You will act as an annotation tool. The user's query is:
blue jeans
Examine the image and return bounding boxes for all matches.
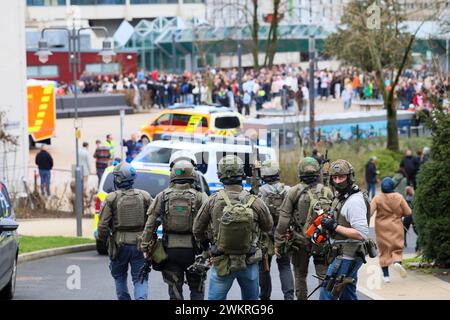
[109,244,148,300]
[367,183,377,199]
[39,169,51,196]
[319,257,364,300]
[208,263,259,300]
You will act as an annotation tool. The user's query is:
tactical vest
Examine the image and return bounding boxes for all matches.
[330,187,371,258]
[262,183,287,227]
[113,189,147,245]
[162,187,197,249]
[292,183,329,231]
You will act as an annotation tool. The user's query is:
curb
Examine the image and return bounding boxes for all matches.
[18,243,96,265]
[357,286,385,301]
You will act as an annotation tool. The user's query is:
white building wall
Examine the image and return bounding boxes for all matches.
[0,0,29,194]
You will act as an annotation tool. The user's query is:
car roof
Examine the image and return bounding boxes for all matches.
[143,139,275,154]
[161,106,238,116]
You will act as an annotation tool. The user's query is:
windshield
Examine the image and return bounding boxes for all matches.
[214,116,241,129]
[102,171,170,197]
[134,146,179,164]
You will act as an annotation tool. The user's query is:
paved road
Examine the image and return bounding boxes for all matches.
[15,250,370,300]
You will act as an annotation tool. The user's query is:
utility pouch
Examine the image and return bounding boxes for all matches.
[364,239,378,258]
[229,254,247,272]
[107,235,119,261]
[166,234,194,249]
[213,254,230,277]
[246,247,263,265]
[151,238,168,264]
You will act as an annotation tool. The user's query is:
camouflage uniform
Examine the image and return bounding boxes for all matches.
[193,155,273,300]
[98,162,152,300]
[274,157,334,300]
[140,160,208,300]
[258,160,295,300]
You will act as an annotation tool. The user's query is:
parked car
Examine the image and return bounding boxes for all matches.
[132,135,277,193]
[139,105,244,143]
[93,164,210,255]
[0,182,19,300]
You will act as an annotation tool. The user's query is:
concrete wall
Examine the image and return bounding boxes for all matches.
[0,0,29,193]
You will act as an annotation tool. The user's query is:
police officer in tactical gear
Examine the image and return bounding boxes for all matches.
[140,159,208,300]
[274,157,334,300]
[169,150,203,192]
[258,160,295,300]
[193,155,273,300]
[319,159,370,300]
[98,162,152,300]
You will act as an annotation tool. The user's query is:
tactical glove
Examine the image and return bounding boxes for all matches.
[320,216,338,233]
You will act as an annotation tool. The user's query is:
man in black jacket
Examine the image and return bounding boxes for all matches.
[365,156,378,199]
[35,145,54,196]
[400,149,420,188]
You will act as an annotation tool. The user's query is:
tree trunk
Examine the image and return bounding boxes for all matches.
[251,0,259,70]
[386,95,399,151]
[264,0,281,68]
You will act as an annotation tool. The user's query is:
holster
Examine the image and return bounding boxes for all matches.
[106,235,119,261]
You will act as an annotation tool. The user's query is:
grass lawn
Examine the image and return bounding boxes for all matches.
[403,255,450,277]
[19,236,95,254]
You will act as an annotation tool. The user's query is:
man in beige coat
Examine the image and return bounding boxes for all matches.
[370,177,412,283]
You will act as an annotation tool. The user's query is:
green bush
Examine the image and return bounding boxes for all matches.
[414,104,450,267]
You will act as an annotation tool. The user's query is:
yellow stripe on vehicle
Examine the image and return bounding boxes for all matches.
[39,104,48,110]
[28,126,41,133]
[43,85,53,95]
[37,111,45,118]
[41,96,50,103]
[35,119,43,126]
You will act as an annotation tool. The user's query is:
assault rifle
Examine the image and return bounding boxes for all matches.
[187,250,211,292]
[249,134,261,195]
[321,149,331,186]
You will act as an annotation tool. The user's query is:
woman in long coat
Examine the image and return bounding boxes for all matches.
[370,177,412,283]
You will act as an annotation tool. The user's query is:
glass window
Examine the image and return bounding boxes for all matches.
[195,151,208,173]
[214,116,241,129]
[130,0,178,4]
[27,0,66,6]
[0,184,12,218]
[134,146,179,164]
[154,113,171,125]
[85,63,120,74]
[183,0,205,3]
[27,65,59,78]
[71,0,125,5]
[172,114,191,126]
[102,171,170,197]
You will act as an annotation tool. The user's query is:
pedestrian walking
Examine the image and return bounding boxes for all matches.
[104,134,115,160]
[93,140,111,187]
[79,142,92,196]
[392,166,409,198]
[370,177,412,283]
[400,149,420,189]
[365,156,378,199]
[35,145,53,197]
[97,163,153,300]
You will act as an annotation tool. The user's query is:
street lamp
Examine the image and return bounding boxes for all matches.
[36,25,114,237]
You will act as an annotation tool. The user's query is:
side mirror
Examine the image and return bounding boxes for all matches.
[0,218,19,232]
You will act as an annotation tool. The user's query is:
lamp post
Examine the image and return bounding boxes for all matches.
[35,26,115,237]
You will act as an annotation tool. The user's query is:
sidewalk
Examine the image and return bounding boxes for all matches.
[17,218,95,239]
[358,253,450,300]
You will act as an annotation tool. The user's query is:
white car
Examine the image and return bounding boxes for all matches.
[132,135,277,193]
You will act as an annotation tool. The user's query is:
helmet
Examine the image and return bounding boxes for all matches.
[260,159,280,178]
[170,159,196,182]
[113,162,136,189]
[169,150,197,169]
[329,159,355,192]
[217,155,245,181]
[298,157,320,177]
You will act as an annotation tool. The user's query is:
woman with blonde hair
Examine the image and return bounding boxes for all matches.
[370,177,412,283]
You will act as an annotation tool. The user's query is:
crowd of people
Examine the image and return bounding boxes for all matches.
[55,64,449,117]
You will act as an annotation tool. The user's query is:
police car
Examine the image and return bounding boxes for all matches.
[132,133,277,193]
[93,164,210,255]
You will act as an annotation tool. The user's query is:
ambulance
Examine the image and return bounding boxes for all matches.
[27,80,56,147]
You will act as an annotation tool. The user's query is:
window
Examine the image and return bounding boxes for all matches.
[0,184,12,218]
[85,63,120,75]
[195,152,209,173]
[154,113,171,125]
[134,146,179,164]
[172,114,191,126]
[214,116,241,129]
[130,0,178,4]
[27,65,59,78]
[70,0,125,5]
[102,171,170,197]
[27,0,66,6]
[199,117,208,128]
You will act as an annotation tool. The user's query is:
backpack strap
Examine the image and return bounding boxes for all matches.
[218,189,233,207]
[244,195,256,208]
